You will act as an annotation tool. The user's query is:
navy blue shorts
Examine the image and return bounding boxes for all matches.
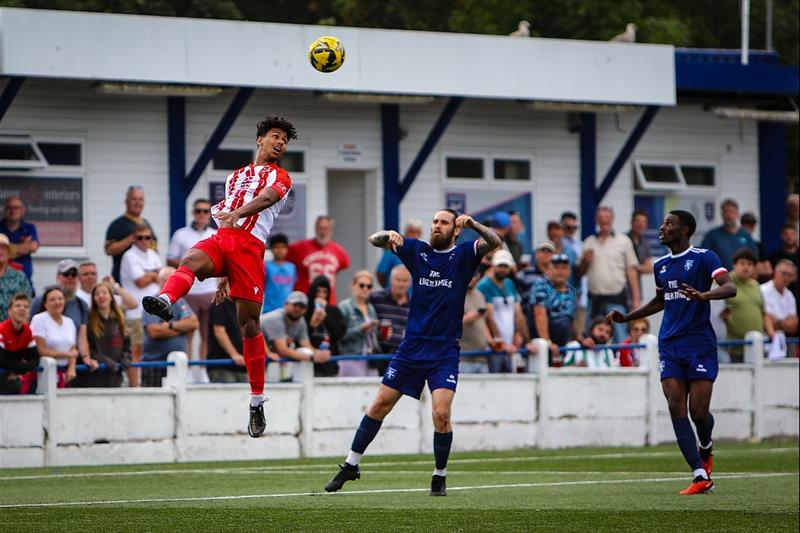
[659,345,718,382]
[381,339,460,399]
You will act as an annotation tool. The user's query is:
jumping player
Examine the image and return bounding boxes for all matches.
[608,210,736,495]
[324,209,501,496]
[143,116,297,438]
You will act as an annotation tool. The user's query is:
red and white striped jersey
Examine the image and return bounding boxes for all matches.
[211,163,292,243]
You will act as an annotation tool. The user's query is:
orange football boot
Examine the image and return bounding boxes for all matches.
[679,477,715,495]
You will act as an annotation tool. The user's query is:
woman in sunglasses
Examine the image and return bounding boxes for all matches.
[337,270,381,377]
[119,223,162,387]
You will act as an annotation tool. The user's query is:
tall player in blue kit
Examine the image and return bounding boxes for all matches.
[324,209,501,496]
[608,210,736,495]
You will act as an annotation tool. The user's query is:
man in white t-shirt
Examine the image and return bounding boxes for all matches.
[120,224,163,387]
[761,260,798,353]
[167,199,217,359]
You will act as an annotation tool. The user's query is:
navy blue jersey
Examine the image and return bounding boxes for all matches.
[654,246,727,351]
[392,238,482,349]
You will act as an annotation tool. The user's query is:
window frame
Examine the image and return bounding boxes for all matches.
[633,158,718,193]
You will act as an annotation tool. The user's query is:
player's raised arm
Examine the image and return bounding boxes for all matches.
[368,230,403,249]
[454,215,501,255]
[215,187,283,228]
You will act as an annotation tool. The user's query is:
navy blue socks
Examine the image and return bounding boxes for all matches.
[433,431,453,474]
[672,417,704,472]
[349,415,382,459]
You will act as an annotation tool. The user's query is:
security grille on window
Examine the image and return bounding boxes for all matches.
[446,157,484,179]
[494,159,530,180]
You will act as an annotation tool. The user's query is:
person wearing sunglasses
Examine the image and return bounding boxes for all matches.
[29,258,97,380]
[166,198,217,362]
[119,224,163,387]
[336,271,381,377]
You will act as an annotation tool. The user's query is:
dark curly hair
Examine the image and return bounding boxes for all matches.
[257,116,297,141]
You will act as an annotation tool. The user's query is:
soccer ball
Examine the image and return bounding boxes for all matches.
[308,36,345,73]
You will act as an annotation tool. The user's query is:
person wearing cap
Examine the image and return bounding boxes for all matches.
[0,196,39,282]
[29,258,96,376]
[0,234,33,321]
[526,253,579,364]
[105,185,158,283]
[476,249,529,372]
[260,290,331,375]
[700,198,757,270]
[515,241,556,338]
[375,219,422,290]
[491,211,523,265]
[141,267,198,387]
[739,211,772,283]
[578,206,640,343]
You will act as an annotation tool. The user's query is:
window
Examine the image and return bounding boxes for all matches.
[494,159,530,180]
[446,157,483,179]
[280,151,305,173]
[39,142,82,166]
[681,165,715,187]
[634,162,685,191]
[0,136,46,169]
[212,148,253,171]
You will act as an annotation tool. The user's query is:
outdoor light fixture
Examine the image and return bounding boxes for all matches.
[713,107,799,123]
[317,92,436,104]
[93,82,224,97]
[521,100,638,113]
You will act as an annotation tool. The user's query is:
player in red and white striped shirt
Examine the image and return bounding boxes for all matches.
[143,116,296,438]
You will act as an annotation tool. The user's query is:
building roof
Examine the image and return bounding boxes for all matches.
[0,8,676,106]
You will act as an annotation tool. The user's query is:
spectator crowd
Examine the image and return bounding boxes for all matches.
[1,188,798,393]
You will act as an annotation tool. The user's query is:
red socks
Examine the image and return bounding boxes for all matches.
[160,265,195,304]
[243,334,266,396]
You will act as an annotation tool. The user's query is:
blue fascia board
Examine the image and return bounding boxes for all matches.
[675,50,799,95]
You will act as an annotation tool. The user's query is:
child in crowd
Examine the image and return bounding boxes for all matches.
[618,318,649,367]
[263,233,297,314]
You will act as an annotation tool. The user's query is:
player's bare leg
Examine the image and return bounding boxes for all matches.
[325,385,403,492]
[662,378,713,494]
[689,380,715,475]
[143,248,215,321]
[430,388,455,496]
[236,298,269,438]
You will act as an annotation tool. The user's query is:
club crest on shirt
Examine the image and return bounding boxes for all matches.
[420,252,428,263]
[385,367,397,380]
[684,259,694,271]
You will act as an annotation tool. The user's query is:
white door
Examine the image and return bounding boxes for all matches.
[327,170,369,303]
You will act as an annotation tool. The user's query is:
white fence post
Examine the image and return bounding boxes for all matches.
[37,357,57,466]
[296,359,315,458]
[744,331,765,442]
[165,352,188,461]
[641,334,660,446]
[530,338,550,447]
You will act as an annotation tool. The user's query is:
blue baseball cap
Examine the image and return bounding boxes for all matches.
[491,211,511,229]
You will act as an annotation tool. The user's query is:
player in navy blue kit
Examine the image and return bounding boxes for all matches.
[608,210,736,495]
[324,209,501,496]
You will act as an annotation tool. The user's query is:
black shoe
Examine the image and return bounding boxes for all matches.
[430,474,447,496]
[142,296,173,321]
[248,400,267,438]
[324,463,360,492]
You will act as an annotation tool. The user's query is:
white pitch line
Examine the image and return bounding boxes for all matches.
[0,472,794,509]
[1,446,796,481]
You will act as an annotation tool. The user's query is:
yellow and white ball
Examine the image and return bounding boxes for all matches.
[308,35,345,73]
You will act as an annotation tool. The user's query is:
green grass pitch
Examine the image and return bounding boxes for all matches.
[1,440,797,532]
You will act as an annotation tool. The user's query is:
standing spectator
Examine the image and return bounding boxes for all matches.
[120,224,163,387]
[627,209,653,301]
[261,291,331,380]
[722,248,774,363]
[167,199,217,360]
[375,219,422,289]
[0,234,32,321]
[515,241,555,339]
[84,282,132,387]
[768,224,799,270]
[206,297,248,384]
[561,211,588,328]
[788,194,799,234]
[761,260,798,357]
[508,211,529,263]
[287,215,350,304]
[618,318,650,367]
[490,212,522,265]
[548,221,577,268]
[30,259,93,375]
[0,293,38,394]
[526,253,578,365]
[337,271,382,377]
[75,261,137,311]
[460,268,498,374]
[105,185,158,283]
[739,212,773,283]
[477,250,528,373]
[141,267,198,387]
[369,265,412,375]
[579,206,640,343]
[562,317,616,368]
[262,233,296,314]
[30,287,83,387]
[700,198,757,270]
[304,275,347,377]
[0,196,39,282]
